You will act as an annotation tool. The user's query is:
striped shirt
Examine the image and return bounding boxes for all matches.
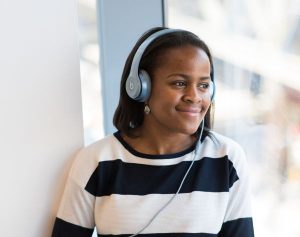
[52,131,254,237]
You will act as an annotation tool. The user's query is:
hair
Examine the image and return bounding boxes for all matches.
[113,26,215,139]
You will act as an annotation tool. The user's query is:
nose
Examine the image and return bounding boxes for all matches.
[182,84,202,103]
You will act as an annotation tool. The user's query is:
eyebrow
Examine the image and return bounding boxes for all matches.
[167,73,211,80]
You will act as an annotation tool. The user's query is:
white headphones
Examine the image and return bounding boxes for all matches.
[125,28,216,102]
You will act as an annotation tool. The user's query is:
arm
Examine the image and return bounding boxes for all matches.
[52,149,96,237]
[218,144,255,237]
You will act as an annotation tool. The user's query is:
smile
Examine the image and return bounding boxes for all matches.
[176,108,202,117]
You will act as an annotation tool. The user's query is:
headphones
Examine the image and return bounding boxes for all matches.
[125,28,216,103]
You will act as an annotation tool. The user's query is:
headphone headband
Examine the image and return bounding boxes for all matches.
[128,29,182,79]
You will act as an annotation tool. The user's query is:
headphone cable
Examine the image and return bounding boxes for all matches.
[129,121,205,237]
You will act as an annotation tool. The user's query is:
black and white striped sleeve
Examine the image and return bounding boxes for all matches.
[218,142,255,237]
[52,149,97,237]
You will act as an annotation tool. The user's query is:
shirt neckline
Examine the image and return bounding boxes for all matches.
[113,131,197,159]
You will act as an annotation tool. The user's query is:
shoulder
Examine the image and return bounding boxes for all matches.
[204,131,249,174]
[75,133,118,161]
[68,133,121,186]
[208,131,244,151]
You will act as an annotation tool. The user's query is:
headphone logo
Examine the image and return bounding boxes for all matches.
[129,81,134,90]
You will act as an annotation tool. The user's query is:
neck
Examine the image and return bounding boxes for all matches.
[124,124,197,155]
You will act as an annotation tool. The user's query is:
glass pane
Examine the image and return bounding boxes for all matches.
[166,0,300,236]
[78,0,104,146]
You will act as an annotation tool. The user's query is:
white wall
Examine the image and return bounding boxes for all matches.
[0,0,83,236]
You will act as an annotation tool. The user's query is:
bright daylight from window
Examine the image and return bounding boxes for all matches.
[77,0,300,236]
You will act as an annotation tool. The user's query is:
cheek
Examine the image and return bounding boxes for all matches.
[149,86,179,105]
[149,94,175,112]
[203,99,211,112]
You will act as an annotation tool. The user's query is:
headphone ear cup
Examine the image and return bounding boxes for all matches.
[125,74,142,100]
[125,70,151,102]
[136,69,151,102]
[210,81,216,102]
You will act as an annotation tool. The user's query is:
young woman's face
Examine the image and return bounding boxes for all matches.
[145,45,212,136]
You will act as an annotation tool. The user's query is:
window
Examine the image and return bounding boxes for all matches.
[166,0,300,236]
[78,0,104,145]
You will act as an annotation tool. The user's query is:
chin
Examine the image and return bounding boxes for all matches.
[178,126,200,136]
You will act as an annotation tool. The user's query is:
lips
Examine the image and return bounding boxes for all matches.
[176,107,202,115]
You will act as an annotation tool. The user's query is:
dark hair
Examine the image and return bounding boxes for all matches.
[113,27,215,138]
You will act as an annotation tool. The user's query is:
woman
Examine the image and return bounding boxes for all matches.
[52,27,254,237]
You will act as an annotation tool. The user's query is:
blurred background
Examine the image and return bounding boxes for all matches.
[78,0,300,236]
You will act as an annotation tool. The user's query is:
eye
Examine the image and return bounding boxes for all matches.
[198,82,210,90]
[172,81,186,88]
